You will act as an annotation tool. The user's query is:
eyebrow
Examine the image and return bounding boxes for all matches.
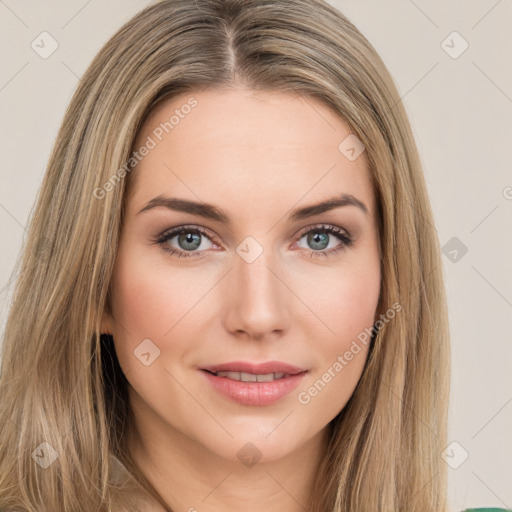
[137,193,368,223]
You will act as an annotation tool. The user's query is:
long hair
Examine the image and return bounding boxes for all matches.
[0,0,451,510]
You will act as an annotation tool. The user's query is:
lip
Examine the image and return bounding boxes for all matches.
[200,361,308,407]
[201,360,307,375]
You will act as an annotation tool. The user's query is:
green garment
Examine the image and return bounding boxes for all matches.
[462,509,511,511]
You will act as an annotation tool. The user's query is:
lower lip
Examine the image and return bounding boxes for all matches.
[201,370,307,406]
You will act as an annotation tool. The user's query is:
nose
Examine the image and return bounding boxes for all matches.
[221,244,290,340]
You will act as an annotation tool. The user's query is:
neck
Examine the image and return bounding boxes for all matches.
[126,395,330,512]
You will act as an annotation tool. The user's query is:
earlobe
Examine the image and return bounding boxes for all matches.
[100,311,114,335]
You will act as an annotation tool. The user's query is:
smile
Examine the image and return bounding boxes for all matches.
[201,368,308,406]
[210,371,287,382]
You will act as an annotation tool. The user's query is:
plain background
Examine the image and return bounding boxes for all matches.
[0,1,510,510]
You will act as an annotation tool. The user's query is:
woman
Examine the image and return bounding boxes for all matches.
[0,0,503,511]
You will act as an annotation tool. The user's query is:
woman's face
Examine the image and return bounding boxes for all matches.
[102,88,381,466]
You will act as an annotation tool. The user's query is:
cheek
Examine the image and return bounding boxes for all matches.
[110,245,202,337]
[109,248,186,370]
[294,249,380,404]
[295,270,379,420]
[296,253,380,349]
[111,268,169,338]
[329,272,379,338]
[109,245,222,380]
[311,279,377,382]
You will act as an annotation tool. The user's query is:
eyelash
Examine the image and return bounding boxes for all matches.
[153,223,353,260]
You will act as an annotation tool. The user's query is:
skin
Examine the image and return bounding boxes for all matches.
[101,87,381,512]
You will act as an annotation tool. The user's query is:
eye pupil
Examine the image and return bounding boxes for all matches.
[308,231,329,250]
[178,232,201,251]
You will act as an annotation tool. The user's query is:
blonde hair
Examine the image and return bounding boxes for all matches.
[0,0,451,510]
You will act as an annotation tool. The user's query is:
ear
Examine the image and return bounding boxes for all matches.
[100,310,114,335]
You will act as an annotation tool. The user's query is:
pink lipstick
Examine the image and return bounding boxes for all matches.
[200,361,308,406]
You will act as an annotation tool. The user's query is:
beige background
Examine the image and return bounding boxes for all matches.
[0,1,511,510]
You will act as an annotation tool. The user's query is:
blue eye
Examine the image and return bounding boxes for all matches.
[296,224,353,258]
[155,225,215,259]
[154,223,353,259]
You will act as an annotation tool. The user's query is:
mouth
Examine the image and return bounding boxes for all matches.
[201,361,307,380]
[202,369,298,382]
[199,361,308,406]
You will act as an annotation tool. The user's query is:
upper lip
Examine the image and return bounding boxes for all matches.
[201,361,307,375]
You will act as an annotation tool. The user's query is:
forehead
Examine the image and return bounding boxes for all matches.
[127,88,375,218]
